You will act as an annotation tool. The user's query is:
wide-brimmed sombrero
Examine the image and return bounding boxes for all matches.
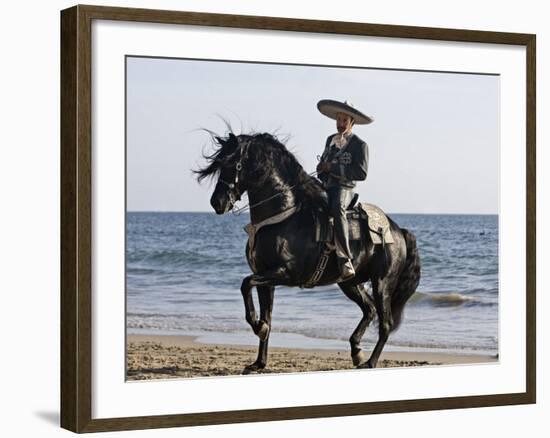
[317,99,373,125]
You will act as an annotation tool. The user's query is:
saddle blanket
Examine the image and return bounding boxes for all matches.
[315,202,394,245]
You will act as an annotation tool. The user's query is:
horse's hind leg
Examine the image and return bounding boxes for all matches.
[338,282,376,367]
[360,277,396,369]
[243,285,274,374]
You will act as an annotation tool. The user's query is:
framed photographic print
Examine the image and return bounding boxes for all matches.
[60,4,536,433]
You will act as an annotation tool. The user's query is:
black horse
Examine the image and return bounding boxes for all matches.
[195,132,420,373]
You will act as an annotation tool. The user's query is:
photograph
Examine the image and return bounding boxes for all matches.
[125,56,500,381]
[56,3,537,433]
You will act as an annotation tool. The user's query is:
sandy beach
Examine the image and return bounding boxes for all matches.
[126,334,497,380]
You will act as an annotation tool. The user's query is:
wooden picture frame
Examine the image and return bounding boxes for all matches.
[60,4,536,433]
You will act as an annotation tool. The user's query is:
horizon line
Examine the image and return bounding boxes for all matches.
[126,210,499,216]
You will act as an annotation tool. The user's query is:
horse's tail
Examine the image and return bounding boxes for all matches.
[390,228,421,332]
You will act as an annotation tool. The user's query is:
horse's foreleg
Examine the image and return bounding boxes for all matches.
[241,267,288,375]
[338,282,376,367]
[246,266,289,287]
[240,276,260,336]
[241,275,266,338]
[240,267,287,336]
[243,285,274,374]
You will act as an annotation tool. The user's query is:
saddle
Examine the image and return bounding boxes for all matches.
[302,197,394,288]
[314,195,394,245]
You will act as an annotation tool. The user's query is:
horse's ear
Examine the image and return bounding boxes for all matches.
[215,136,225,145]
[227,133,240,151]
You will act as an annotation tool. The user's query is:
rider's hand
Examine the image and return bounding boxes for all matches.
[316,162,331,173]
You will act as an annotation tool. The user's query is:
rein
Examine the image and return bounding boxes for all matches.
[231,169,319,215]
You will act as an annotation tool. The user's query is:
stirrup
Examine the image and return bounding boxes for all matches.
[339,258,356,280]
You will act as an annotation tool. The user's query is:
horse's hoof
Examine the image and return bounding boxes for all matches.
[357,360,375,369]
[352,350,367,367]
[256,321,270,341]
[242,362,265,375]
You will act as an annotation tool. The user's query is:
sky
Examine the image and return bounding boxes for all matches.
[126,56,499,214]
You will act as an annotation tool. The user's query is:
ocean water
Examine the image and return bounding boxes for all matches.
[126,212,499,355]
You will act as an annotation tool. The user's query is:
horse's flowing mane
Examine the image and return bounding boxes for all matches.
[194,132,326,208]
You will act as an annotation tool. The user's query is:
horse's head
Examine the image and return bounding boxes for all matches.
[195,133,252,214]
[195,131,323,215]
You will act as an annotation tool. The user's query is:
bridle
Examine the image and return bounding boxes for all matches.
[217,139,248,207]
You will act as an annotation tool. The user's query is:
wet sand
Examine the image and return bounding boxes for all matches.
[126,334,497,380]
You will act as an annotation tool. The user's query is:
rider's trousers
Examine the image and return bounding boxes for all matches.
[327,186,353,260]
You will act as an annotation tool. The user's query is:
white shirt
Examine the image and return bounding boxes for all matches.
[329,131,352,149]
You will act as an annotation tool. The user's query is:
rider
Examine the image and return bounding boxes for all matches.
[316,99,373,280]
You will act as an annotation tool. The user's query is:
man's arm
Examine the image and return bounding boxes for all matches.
[317,135,335,174]
[320,135,334,162]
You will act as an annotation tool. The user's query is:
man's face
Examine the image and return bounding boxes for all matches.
[336,113,354,134]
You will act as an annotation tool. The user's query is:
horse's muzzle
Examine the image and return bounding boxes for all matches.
[210,193,232,214]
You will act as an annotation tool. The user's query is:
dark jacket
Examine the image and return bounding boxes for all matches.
[319,133,369,189]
